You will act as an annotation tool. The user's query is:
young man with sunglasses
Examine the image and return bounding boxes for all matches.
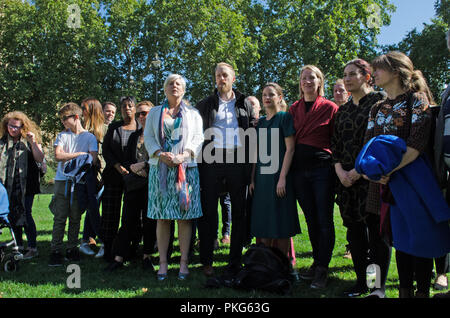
[49,102,98,266]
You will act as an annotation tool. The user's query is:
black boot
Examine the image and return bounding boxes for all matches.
[399,287,414,298]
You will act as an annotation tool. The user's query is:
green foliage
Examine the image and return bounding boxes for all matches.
[383,0,449,104]
[10,0,447,138]
[435,0,450,25]
[0,0,109,141]
[243,0,395,102]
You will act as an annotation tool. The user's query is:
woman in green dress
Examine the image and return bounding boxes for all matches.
[144,74,204,281]
[249,82,300,257]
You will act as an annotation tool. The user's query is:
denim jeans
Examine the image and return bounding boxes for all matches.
[219,192,231,237]
[12,194,37,248]
[77,168,102,243]
[293,165,335,268]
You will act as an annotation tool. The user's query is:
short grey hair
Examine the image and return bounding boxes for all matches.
[163,74,186,96]
[244,96,258,108]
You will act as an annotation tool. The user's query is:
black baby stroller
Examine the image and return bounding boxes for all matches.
[0,182,23,272]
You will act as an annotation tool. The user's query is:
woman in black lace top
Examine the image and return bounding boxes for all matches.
[331,58,386,297]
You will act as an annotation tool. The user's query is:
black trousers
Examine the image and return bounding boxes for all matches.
[198,161,248,269]
[293,166,335,268]
[346,213,392,289]
[112,186,156,259]
[101,182,124,260]
[396,250,433,293]
[435,253,449,274]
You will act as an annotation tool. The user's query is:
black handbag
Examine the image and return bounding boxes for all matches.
[122,173,148,193]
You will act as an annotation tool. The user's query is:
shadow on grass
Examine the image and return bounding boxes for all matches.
[1,238,265,298]
[294,251,313,259]
[0,235,375,298]
[36,230,53,236]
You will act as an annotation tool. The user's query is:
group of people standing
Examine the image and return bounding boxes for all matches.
[1,33,449,297]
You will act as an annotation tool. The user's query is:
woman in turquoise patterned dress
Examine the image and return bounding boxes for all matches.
[144,74,204,281]
[249,82,300,257]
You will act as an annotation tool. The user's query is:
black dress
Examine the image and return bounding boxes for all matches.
[331,92,386,227]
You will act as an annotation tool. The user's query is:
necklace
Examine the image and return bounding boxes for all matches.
[168,107,180,118]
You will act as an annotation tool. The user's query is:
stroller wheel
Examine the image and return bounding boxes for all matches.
[3,255,18,272]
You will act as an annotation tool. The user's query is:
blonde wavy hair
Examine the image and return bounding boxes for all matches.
[136,100,154,108]
[299,65,325,99]
[0,111,42,144]
[81,97,105,141]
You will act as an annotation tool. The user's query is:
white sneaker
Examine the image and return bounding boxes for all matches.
[95,245,104,258]
[79,242,95,256]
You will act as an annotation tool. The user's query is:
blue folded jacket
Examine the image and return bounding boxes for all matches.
[356,135,450,258]
[0,182,9,223]
[63,153,93,205]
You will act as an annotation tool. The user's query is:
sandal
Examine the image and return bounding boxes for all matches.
[157,261,168,281]
[178,259,189,281]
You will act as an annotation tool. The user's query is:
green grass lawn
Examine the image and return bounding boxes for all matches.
[0,193,442,299]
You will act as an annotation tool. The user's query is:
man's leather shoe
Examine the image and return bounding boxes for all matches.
[203,265,214,277]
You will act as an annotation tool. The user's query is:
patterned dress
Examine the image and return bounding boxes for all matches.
[331,92,386,226]
[364,91,432,215]
[147,115,202,220]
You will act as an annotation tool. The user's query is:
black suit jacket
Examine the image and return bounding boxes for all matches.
[102,120,139,185]
[195,88,256,148]
[195,88,256,183]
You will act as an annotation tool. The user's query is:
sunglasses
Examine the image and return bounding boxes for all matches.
[137,111,149,117]
[61,114,76,122]
[7,124,23,130]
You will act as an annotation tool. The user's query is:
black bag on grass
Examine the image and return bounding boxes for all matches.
[232,243,294,295]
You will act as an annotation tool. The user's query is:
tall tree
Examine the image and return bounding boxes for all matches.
[0,0,109,141]
[244,0,395,103]
[385,0,449,104]
[143,0,260,104]
[0,0,397,138]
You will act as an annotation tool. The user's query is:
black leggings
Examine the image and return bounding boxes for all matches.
[347,213,392,289]
[396,250,433,293]
[435,254,449,274]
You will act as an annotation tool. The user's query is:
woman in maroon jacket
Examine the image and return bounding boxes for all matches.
[289,65,338,289]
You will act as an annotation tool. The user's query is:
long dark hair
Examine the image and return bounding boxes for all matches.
[345,58,373,86]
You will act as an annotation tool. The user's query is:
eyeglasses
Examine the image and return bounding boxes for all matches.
[61,114,76,122]
[7,124,23,130]
[137,111,149,117]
